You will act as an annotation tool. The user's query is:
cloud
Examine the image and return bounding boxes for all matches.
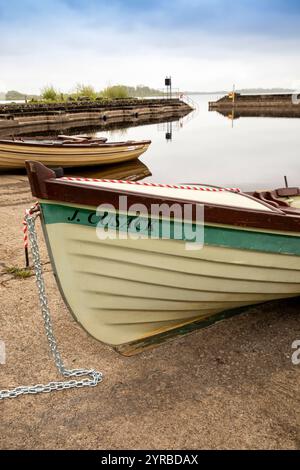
[0,0,300,93]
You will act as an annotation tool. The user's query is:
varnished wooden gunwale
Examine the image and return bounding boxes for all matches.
[25,161,300,234]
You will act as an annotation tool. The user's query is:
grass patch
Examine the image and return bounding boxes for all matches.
[4,266,33,279]
[41,85,59,101]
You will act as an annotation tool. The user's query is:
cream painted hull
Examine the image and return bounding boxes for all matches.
[43,219,300,351]
[0,142,150,169]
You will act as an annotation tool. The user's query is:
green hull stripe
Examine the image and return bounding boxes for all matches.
[40,202,300,256]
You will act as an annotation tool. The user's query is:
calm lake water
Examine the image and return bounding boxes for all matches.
[83,94,300,191]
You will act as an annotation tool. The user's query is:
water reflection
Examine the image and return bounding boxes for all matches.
[0,110,191,139]
[64,159,151,181]
[1,95,300,191]
[213,107,300,120]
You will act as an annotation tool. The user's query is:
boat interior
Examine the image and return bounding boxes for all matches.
[251,187,300,213]
[59,176,300,215]
[0,135,151,147]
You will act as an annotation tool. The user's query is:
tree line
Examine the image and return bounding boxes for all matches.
[2,84,164,102]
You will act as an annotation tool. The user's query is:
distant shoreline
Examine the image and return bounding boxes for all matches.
[186,89,296,96]
[1,89,297,103]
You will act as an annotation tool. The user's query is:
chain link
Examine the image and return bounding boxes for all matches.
[0,209,103,400]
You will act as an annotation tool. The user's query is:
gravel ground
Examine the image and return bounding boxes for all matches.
[0,173,299,450]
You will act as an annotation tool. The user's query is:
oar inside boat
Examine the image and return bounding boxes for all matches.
[57,134,108,144]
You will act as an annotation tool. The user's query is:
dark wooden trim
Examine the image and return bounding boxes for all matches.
[26,161,300,233]
[25,161,56,198]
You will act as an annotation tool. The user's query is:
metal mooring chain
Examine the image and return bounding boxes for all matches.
[0,210,103,400]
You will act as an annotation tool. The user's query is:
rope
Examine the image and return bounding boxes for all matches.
[61,177,241,193]
[23,202,39,268]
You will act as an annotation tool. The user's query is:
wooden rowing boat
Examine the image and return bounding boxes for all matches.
[26,161,300,355]
[0,137,151,170]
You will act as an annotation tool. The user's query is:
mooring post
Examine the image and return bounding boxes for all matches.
[25,246,29,269]
[284,176,289,188]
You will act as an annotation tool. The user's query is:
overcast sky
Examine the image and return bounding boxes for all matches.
[1,0,300,93]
